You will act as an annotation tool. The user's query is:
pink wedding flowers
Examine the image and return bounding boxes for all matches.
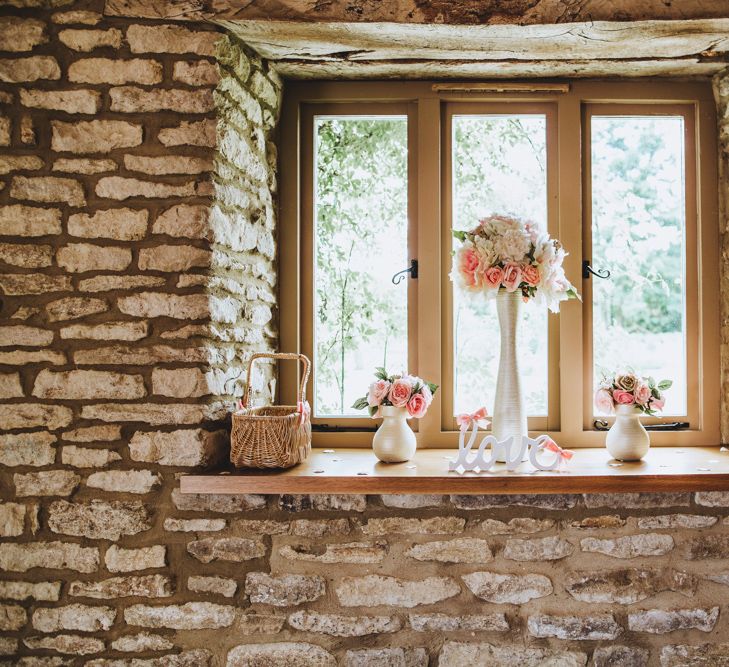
[353,368,438,419]
[594,371,672,416]
[367,379,391,406]
[451,213,580,312]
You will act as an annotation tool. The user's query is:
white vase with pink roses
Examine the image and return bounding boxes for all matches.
[595,371,671,461]
[353,369,438,463]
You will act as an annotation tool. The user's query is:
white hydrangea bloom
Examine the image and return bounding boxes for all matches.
[493,227,531,262]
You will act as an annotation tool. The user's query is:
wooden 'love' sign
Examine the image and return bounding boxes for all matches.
[449,421,571,473]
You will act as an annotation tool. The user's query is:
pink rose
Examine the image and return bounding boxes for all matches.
[458,248,481,288]
[522,264,540,286]
[388,377,413,407]
[501,263,522,292]
[420,384,433,407]
[483,266,504,289]
[407,392,428,418]
[613,390,635,405]
[594,388,614,414]
[634,382,651,406]
[367,379,391,407]
[650,396,665,411]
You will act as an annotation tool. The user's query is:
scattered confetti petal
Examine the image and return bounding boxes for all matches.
[323,449,335,453]
[697,467,711,471]
[659,464,671,468]
[406,465,417,469]
[332,458,341,462]
[608,463,623,467]
[357,472,368,476]
[313,470,324,474]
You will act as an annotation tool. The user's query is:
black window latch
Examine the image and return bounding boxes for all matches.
[391,259,418,285]
[583,260,610,280]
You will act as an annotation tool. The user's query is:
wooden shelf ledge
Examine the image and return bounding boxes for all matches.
[180,446,729,495]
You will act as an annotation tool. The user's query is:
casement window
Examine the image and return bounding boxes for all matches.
[280,81,720,448]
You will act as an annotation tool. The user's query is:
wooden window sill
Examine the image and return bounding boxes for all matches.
[180,446,729,495]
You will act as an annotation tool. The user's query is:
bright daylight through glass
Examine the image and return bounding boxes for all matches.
[452,114,549,417]
[313,116,409,417]
[591,115,687,415]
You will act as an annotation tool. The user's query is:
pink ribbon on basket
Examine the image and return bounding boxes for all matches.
[455,407,490,433]
[297,400,310,426]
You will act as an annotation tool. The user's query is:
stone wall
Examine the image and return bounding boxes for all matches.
[103,0,729,25]
[0,1,279,663]
[717,69,729,441]
[7,485,729,666]
[2,2,729,667]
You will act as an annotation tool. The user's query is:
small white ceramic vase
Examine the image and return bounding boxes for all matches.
[606,404,650,461]
[372,406,416,463]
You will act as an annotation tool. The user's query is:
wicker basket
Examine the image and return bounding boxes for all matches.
[230,352,312,469]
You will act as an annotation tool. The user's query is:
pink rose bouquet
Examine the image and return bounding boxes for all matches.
[353,367,438,419]
[451,213,580,312]
[594,371,671,416]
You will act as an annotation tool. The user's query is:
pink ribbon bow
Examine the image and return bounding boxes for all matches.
[455,407,490,433]
[297,400,310,426]
[542,439,574,461]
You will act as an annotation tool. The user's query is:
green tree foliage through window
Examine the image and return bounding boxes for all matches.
[591,116,687,414]
[314,117,408,416]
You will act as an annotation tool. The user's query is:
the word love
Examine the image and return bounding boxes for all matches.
[449,424,573,474]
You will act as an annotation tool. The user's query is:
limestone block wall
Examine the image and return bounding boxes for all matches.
[717,70,729,441]
[0,1,279,663]
[6,486,729,666]
[1,2,729,666]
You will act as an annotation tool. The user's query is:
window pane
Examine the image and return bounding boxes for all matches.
[452,115,549,417]
[313,116,408,417]
[591,115,687,415]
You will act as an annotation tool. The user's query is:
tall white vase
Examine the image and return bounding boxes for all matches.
[372,406,416,463]
[492,291,528,458]
[606,404,650,461]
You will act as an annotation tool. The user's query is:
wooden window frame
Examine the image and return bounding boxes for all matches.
[441,101,560,435]
[582,103,701,432]
[279,80,720,449]
[299,102,418,429]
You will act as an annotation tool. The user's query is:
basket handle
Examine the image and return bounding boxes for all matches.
[242,352,311,409]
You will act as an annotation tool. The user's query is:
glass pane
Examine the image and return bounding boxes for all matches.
[452,115,549,417]
[591,115,686,415]
[313,116,408,417]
